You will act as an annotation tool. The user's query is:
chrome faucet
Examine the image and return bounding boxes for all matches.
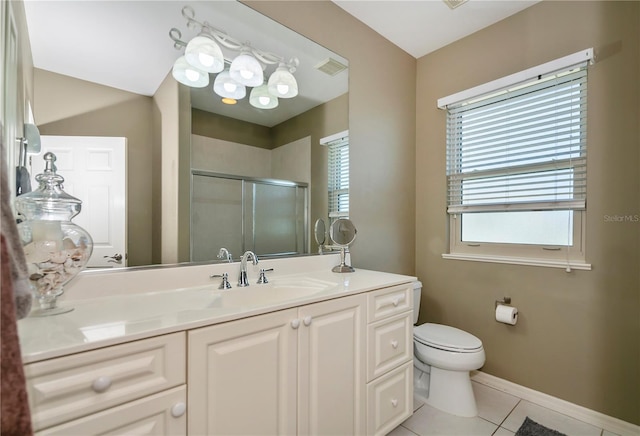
[217,247,233,263]
[238,251,258,287]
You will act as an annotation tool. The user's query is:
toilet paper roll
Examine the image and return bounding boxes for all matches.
[495,304,518,325]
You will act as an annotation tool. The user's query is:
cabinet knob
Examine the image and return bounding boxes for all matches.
[391,340,399,349]
[171,402,187,418]
[303,316,312,326]
[392,297,401,307]
[391,398,398,408]
[91,376,112,393]
[291,319,300,329]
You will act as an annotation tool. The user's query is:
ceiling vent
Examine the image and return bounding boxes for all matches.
[443,0,469,10]
[315,58,348,76]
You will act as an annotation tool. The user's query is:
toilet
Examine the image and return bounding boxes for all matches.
[412,281,486,417]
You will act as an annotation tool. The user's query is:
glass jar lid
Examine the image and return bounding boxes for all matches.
[15,152,83,221]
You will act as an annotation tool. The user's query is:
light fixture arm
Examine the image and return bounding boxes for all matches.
[169,6,298,71]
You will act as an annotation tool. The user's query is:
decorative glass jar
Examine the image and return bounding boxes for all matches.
[15,152,93,316]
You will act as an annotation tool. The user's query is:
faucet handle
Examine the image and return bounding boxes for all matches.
[257,268,274,284]
[210,272,232,289]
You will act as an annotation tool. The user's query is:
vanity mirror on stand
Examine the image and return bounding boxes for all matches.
[329,218,357,273]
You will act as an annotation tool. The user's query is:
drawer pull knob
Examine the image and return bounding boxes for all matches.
[303,316,312,326]
[92,376,112,393]
[391,398,398,408]
[291,319,300,329]
[171,402,187,418]
[391,340,399,349]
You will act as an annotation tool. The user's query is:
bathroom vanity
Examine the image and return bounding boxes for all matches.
[18,254,415,435]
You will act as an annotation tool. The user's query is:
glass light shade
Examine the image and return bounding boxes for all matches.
[213,70,246,99]
[229,51,264,87]
[185,35,225,73]
[250,84,278,109]
[172,56,209,88]
[268,64,298,98]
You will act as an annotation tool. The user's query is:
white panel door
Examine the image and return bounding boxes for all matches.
[31,136,127,268]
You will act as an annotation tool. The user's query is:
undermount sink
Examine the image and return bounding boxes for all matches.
[208,277,338,308]
[72,276,340,325]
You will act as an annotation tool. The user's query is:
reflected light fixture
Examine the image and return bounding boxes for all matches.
[250,84,278,109]
[213,70,246,100]
[169,5,299,110]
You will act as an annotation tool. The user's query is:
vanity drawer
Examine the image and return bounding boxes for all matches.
[367,360,413,436]
[25,332,186,431]
[367,311,412,382]
[367,283,413,322]
[36,386,186,435]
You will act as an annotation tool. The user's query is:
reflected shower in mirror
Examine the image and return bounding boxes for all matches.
[24,1,349,269]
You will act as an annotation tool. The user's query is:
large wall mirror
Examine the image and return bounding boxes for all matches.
[23,1,349,269]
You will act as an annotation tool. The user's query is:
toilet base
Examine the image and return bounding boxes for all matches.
[425,366,478,417]
[413,364,430,401]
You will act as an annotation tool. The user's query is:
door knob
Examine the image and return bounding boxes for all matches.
[104,253,123,263]
[303,316,312,326]
[291,319,300,329]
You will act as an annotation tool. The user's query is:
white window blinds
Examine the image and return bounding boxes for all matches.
[445,64,588,214]
[327,135,349,218]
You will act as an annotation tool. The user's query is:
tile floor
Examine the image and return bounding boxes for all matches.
[388,381,616,436]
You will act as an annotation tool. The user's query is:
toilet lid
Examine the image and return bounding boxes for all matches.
[414,323,483,352]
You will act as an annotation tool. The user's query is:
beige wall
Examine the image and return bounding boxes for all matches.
[416,0,639,424]
[34,69,155,267]
[248,1,416,275]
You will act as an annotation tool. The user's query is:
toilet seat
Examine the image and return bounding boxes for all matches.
[414,323,483,353]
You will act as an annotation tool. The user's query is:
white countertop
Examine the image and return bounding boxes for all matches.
[18,255,416,364]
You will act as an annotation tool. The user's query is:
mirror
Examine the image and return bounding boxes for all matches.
[24,1,349,268]
[314,218,326,247]
[329,218,357,273]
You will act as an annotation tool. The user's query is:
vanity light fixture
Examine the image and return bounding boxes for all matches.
[169,5,299,109]
[268,62,299,98]
[229,48,264,87]
[172,55,209,88]
[185,35,225,73]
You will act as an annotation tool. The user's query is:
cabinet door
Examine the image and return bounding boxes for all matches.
[298,293,367,435]
[188,309,298,435]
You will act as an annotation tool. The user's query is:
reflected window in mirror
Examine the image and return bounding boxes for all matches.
[322,131,349,222]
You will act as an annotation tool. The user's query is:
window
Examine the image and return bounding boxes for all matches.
[323,132,349,219]
[438,49,593,269]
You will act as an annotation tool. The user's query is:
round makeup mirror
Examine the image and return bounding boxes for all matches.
[314,218,326,247]
[329,218,357,272]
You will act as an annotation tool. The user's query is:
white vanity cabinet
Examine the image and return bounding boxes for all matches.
[366,283,414,436]
[24,332,187,435]
[188,293,367,435]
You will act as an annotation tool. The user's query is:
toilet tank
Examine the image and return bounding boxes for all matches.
[413,281,422,324]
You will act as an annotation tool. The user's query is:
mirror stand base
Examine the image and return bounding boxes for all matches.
[332,246,355,273]
[332,264,355,273]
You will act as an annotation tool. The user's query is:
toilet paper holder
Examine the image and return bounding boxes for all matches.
[495,297,511,308]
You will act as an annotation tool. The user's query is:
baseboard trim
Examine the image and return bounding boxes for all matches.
[471,371,640,436]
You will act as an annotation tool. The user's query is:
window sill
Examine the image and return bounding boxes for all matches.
[442,253,592,270]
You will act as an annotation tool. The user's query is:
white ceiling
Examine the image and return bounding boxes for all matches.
[24,0,539,126]
[332,0,540,59]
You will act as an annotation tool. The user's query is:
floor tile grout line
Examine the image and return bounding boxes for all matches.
[498,398,522,429]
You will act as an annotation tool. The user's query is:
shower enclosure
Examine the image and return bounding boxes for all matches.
[191,170,308,262]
